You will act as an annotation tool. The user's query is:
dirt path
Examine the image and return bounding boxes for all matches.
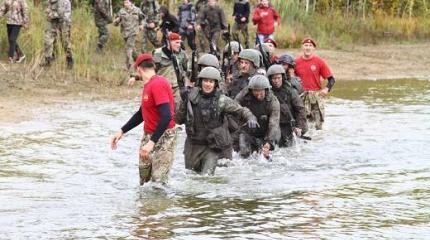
[1,43,430,123]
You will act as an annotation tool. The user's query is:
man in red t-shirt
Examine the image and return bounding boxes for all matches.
[110,53,177,185]
[252,0,281,43]
[295,38,335,130]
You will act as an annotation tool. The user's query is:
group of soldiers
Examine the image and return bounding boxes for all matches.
[106,1,335,183]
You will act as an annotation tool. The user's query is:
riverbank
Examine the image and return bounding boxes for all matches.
[1,43,429,123]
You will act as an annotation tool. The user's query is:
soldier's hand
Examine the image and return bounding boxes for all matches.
[274,21,279,28]
[148,22,155,29]
[187,24,194,30]
[294,128,302,137]
[140,140,155,156]
[319,87,329,97]
[139,25,144,32]
[128,77,136,87]
[241,17,246,22]
[196,25,201,31]
[247,119,260,129]
[110,130,124,150]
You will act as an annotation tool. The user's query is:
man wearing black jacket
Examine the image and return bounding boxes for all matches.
[232,0,250,48]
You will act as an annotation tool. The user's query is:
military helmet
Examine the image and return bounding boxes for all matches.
[266,64,286,77]
[277,53,295,67]
[239,49,261,68]
[223,41,243,54]
[198,66,222,82]
[197,54,220,68]
[248,75,271,90]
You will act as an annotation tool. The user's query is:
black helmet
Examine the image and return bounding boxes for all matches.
[277,53,295,67]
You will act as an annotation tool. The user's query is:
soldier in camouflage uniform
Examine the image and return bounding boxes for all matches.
[196,0,227,58]
[40,0,74,69]
[222,41,242,87]
[276,53,304,95]
[227,49,260,99]
[176,67,258,174]
[195,0,208,53]
[140,0,161,52]
[235,75,281,159]
[113,0,144,74]
[0,0,29,63]
[153,32,188,106]
[94,0,112,53]
[111,53,177,185]
[267,64,307,147]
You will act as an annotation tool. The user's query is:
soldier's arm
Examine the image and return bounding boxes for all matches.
[97,0,110,19]
[266,96,281,144]
[220,8,227,30]
[290,89,308,134]
[21,0,30,25]
[0,1,7,17]
[233,87,248,104]
[190,5,196,25]
[220,95,257,122]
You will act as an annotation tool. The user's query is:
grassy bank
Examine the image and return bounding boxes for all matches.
[0,1,429,85]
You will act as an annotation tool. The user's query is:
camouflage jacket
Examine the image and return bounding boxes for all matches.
[63,0,71,23]
[94,0,111,22]
[0,0,29,25]
[176,87,256,138]
[113,5,143,38]
[272,84,307,133]
[45,0,66,21]
[197,4,227,32]
[140,0,159,27]
[235,87,281,143]
[153,47,188,89]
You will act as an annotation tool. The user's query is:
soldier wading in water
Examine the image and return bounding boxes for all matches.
[176,67,258,175]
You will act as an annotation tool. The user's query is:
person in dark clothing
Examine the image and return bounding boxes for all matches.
[160,5,180,44]
[267,64,307,147]
[177,0,196,51]
[232,0,250,48]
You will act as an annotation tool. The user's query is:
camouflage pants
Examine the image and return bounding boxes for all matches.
[232,22,249,48]
[301,91,325,130]
[183,138,219,175]
[197,27,209,53]
[142,27,160,52]
[124,35,137,73]
[95,20,109,49]
[139,128,177,185]
[43,19,73,60]
[205,30,221,57]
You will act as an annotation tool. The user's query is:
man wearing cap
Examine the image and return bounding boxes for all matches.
[153,32,189,106]
[111,53,177,186]
[263,38,278,63]
[295,37,335,130]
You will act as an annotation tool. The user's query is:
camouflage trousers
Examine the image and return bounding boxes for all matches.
[43,19,73,60]
[197,27,209,53]
[301,90,325,130]
[95,19,109,49]
[205,31,221,58]
[232,22,249,48]
[124,34,138,73]
[142,27,160,52]
[139,128,177,185]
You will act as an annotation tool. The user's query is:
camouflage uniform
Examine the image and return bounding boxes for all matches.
[140,0,160,52]
[139,128,176,185]
[235,86,281,158]
[113,4,143,73]
[195,0,208,53]
[41,0,73,68]
[197,3,227,56]
[153,47,188,105]
[301,91,325,130]
[176,87,256,174]
[94,0,112,52]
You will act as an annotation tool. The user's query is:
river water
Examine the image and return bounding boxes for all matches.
[1,79,430,239]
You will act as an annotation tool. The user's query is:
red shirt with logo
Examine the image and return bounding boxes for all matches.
[295,55,332,91]
[252,4,281,35]
[141,75,175,133]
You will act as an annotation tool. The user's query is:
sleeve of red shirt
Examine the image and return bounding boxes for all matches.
[152,79,171,106]
[320,59,333,79]
[252,8,261,25]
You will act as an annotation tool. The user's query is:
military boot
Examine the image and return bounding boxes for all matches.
[66,56,74,70]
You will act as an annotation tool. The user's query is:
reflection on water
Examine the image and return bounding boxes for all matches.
[1,79,430,239]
